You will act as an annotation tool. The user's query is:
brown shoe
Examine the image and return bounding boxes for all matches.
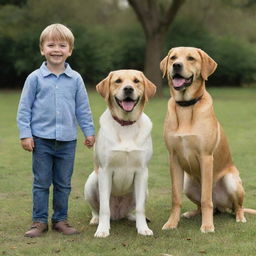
[52,221,79,235]
[24,222,48,238]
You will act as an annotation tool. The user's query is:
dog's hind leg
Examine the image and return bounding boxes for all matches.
[222,170,246,223]
[84,171,100,225]
[183,173,201,218]
[127,213,136,222]
[182,206,201,219]
[90,211,99,225]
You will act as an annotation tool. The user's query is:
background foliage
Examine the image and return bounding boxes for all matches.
[0,0,256,88]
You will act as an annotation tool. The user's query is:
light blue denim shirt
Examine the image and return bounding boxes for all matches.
[17,62,95,141]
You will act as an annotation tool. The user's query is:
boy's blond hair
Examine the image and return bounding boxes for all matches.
[39,23,74,50]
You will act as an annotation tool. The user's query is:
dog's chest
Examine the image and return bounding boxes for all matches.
[109,147,144,167]
[104,123,151,169]
[107,133,149,194]
[169,133,201,176]
[109,149,144,195]
[96,110,153,195]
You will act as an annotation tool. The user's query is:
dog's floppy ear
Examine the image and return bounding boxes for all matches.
[160,49,173,78]
[197,49,217,81]
[96,72,113,100]
[141,72,156,102]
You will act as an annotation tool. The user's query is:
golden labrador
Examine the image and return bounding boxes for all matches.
[84,70,156,237]
[160,47,255,233]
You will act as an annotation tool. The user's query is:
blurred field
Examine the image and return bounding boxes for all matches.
[1,88,256,256]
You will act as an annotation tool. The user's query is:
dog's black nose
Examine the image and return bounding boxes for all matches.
[173,62,183,72]
[124,86,134,95]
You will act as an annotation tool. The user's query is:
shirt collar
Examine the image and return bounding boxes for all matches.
[40,61,73,78]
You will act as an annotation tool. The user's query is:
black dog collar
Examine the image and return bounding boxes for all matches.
[176,95,203,107]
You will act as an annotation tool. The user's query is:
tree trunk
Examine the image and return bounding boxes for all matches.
[144,32,165,95]
[127,0,186,95]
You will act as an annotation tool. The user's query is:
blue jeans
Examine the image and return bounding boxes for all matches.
[32,137,77,223]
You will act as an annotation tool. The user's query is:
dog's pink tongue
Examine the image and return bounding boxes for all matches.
[121,101,135,111]
[173,78,186,88]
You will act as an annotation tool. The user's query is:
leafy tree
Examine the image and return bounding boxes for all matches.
[1,0,256,88]
[0,0,27,6]
[127,0,186,93]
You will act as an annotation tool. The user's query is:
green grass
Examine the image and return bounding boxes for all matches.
[1,87,256,256]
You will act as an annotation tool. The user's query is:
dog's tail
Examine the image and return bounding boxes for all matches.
[244,208,256,215]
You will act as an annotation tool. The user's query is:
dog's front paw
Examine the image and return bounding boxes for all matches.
[94,228,110,238]
[138,227,153,236]
[200,224,215,233]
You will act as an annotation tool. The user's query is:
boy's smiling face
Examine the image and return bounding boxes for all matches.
[40,39,72,69]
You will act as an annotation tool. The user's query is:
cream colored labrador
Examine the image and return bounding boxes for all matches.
[84,70,156,238]
[160,47,256,233]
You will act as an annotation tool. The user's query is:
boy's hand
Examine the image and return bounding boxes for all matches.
[84,135,95,148]
[21,138,34,152]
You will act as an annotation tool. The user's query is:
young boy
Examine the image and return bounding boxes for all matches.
[17,23,95,237]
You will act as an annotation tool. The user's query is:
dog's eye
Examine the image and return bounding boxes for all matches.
[115,79,122,83]
[187,56,195,61]
[133,78,140,83]
[170,55,177,60]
